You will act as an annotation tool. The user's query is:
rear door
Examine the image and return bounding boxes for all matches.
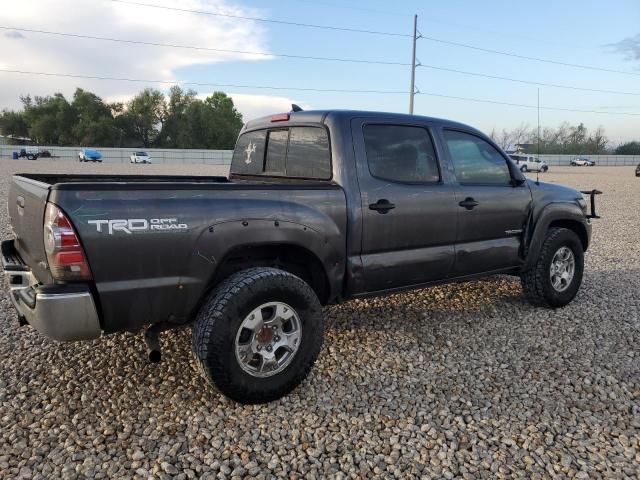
[441,129,531,276]
[351,118,457,293]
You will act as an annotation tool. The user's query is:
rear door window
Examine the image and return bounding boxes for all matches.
[363,124,440,183]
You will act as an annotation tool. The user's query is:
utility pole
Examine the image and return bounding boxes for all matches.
[537,88,541,157]
[409,14,418,114]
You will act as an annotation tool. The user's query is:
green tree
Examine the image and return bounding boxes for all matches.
[0,110,29,138]
[124,88,167,147]
[158,85,197,148]
[71,88,120,146]
[22,94,76,145]
[615,141,640,155]
[202,91,244,149]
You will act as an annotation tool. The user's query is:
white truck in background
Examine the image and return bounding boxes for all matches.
[509,154,548,172]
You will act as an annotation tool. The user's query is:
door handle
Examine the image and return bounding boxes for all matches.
[458,197,479,210]
[369,199,396,214]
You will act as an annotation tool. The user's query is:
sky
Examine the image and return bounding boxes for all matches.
[1,0,640,144]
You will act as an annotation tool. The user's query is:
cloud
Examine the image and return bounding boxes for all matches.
[606,33,640,62]
[209,92,311,121]
[0,0,271,108]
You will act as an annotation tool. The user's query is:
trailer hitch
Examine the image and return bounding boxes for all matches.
[580,189,602,219]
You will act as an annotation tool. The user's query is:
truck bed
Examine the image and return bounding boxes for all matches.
[8,172,347,333]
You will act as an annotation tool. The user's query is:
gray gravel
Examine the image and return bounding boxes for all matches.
[1,160,639,479]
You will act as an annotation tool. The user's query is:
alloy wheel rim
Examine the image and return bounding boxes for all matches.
[549,246,575,292]
[234,302,302,378]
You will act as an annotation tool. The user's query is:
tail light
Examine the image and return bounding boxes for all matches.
[44,203,92,282]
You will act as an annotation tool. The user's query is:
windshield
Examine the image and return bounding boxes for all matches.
[135,152,148,156]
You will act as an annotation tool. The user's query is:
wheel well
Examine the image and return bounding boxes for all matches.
[211,244,330,304]
[548,220,588,250]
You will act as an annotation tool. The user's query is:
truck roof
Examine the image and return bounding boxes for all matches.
[243,109,481,135]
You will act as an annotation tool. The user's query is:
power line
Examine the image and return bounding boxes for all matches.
[281,0,595,50]
[420,64,640,96]
[417,91,640,116]
[110,0,411,37]
[0,26,410,66]
[1,67,639,116]
[0,68,408,94]
[421,35,640,77]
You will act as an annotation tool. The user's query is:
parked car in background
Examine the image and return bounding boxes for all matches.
[18,148,52,160]
[508,154,548,172]
[636,163,640,177]
[130,151,152,164]
[79,149,102,162]
[571,157,595,166]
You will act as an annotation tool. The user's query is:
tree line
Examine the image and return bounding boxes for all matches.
[489,122,640,155]
[0,86,244,149]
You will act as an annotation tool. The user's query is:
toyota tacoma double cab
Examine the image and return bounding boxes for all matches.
[2,109,600,404]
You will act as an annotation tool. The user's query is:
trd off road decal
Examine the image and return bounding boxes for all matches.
[88,218,188,234]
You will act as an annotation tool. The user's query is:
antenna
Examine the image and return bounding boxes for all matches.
[536,88,541,184]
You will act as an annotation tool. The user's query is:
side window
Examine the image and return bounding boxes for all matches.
[444,130,511,185]
[286,127,331,179]
[265,129,288,175]
[363,125,440,183]
[231,130,266,175]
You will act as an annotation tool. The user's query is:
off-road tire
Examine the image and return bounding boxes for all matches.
[521,227,584,308]
[192,267,324,404]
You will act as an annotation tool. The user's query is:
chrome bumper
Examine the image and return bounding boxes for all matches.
[2,239,101,341]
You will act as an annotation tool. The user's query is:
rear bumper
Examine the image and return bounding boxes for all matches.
[2,239,101,341]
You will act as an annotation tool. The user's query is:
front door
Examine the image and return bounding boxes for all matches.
[441,129,532,276]
[352,118,458,293]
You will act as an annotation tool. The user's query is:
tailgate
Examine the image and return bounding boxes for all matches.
[7,175,53,284]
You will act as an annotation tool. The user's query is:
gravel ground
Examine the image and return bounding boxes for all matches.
[0,160,639,479]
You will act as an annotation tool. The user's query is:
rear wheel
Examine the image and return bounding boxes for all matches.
[520,165,528,172]
[192,267,324,404]
[521,227,584,308]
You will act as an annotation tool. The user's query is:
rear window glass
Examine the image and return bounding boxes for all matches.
[231,130,267,175]
[265,130,288,174]
[231,126,331,179]
[286,127,331,179]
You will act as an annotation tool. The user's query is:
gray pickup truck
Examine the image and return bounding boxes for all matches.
[2,109,599,403]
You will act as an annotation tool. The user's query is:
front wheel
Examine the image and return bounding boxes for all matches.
[521,227,584,308]
[192,267,324,404]
[520,165,528,172]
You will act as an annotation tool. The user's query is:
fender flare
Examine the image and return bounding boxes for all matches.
[180,218,345,311]
[523,202,589,271]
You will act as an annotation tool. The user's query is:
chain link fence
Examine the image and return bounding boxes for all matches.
[2,145,639,167]
[0,145,233,165]
[538,154,640,166]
